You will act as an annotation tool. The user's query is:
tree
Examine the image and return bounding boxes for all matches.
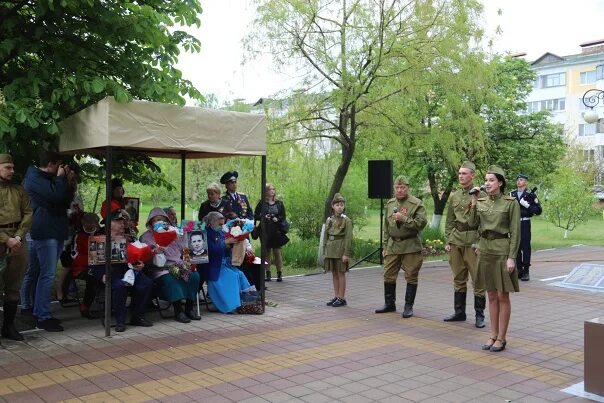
[543,166,595,239]
[0,0,202,173]
[248,0,485,219]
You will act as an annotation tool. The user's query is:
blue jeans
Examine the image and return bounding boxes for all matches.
[20,239,63,321]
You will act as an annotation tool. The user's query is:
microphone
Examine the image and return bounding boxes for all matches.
[392,207,401,228]
[469,185,486,195]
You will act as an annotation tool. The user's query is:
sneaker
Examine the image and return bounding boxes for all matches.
[331,298,347,307]
[326,297,338,306]
[36,319,64,332]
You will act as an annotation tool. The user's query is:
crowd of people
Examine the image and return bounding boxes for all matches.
[0,150,541,352]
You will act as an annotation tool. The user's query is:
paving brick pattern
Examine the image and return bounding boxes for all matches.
[0,246,602,402]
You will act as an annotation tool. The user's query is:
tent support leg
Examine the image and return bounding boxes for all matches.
[260,156,267,312]
[104,147,113,337]
[180,151,186,222]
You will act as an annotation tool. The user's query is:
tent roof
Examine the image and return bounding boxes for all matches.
[59,97,266,158]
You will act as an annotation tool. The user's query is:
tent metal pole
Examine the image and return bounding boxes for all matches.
[104,146,113,337]
[180,151,186,221]
[260,155,267,312]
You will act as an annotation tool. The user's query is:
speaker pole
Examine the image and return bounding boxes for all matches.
[379,197,384,265]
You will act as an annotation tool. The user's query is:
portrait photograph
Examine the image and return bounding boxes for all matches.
[124,197,140,222]
[88,236,128,266]
[187,230,209,264]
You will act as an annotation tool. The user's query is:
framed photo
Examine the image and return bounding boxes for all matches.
[186,230,209,264]
[88,235,128,266]
[124,197,140,222]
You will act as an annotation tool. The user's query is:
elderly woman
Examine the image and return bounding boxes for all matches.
[198,182,233,221]
[202,211,252,313]
[140,207,201,323]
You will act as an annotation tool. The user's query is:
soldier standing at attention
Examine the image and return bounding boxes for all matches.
[468,165,520,352]
[220,171,253,220]
[0,154,33,342]
[375,175,427,318]
[443,161,486,328]
[510,174,541,281]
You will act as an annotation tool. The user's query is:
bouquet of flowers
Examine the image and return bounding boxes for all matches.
[223,218,254,242]
[168,261,192,282]
[152,221,178,247]
[127,241,153,264]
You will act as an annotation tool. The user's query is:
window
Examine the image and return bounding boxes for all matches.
[526,98,565,113]
[579,98,589,111]
[525,101,540,114]
[597,64,604,81]
[583,149,595,161]
[540,72,566,88]
[579,123,597,136]
[580,71,597,85]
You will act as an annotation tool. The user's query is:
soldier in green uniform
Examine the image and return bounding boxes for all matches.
[375,175,427,318]
[443,161,486,328]
[468,165,520,352]
[0,154,33,342]
[323,193,353,307]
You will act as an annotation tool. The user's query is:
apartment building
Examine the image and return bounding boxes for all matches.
[525,40,604,182]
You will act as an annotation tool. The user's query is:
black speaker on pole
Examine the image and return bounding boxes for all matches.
[368,160,393,199]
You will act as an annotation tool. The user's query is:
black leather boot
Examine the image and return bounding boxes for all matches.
[474,295,486,328]
[443,291,467,322]
[2,301,24,341]
[276,271,283,282]
[265,270,272,282]
[375,283,396,313]
[402,283,417,318]
[520,267,530,281]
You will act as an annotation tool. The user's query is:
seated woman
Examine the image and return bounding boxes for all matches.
[140,207,201,323]
[90,210,153,332]
[202,211,252,313]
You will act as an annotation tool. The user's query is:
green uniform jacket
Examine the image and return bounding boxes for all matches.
[468,193,521,258]
[383,196,427,254]
[0,180,33,244]
[445,188,485,247]
[323,215,353,258]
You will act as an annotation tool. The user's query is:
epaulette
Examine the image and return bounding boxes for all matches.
[503,195,515,201]
[477,196,487,201]
[407,195,421,205]
[386,198,397,203]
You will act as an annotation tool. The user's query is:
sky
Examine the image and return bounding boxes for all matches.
[176,0,604,104]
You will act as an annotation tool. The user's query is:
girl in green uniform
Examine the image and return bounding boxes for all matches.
[323,193,353,307]
[468,165,520,352]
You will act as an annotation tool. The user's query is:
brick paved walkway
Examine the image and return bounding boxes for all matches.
[0,246,602,402]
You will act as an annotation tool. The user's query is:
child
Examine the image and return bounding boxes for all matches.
[323,193,353,307]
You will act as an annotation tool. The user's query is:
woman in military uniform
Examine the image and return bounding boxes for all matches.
[322,193,353,307]
[468,165,520,352]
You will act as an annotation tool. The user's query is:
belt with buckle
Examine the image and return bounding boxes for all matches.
[481,230,509,240]
[390,234,417,242]
[520,217,531,221]
[454,221,478,232]
[0,221,20,229]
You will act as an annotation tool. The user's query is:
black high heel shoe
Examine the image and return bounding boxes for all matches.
[481,336,497,350]
[490,339,507,352]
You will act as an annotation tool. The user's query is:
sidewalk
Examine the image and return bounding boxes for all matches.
[0,246,602,402]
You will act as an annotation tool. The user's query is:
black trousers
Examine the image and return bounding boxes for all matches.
[516,220,531,269]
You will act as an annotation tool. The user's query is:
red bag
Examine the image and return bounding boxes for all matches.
[127,242,153,264]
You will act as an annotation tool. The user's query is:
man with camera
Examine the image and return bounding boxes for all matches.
[21,151,72,331]
[510,174,542,281]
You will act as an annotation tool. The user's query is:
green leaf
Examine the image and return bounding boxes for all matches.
[91,79,105,94]
[15,110,27,124]
[114,88,129,103]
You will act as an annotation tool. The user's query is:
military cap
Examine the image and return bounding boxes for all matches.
[0,154,13,164]
[487,165,505,178]
[220,171,239,184]
[394,175,410,185]
[460,161,476,171]
[516,173,529,180]
[331,193,346,204]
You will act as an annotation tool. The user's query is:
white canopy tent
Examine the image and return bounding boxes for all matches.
[59,96,268,336]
